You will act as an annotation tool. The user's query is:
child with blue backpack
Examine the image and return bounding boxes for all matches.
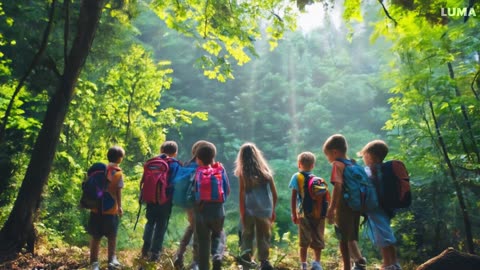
[193,141,230,270]
[88,145,125,270]
[289,151,328,270]
[323,134,368,270]
[235,142,277,270]
[141,141,180,261]
[358,140,403,270]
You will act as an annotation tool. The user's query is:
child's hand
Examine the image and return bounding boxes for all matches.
[118,207,123,217]
[326,207,334,224]
[270,211,276,223]
[291,214,299,224]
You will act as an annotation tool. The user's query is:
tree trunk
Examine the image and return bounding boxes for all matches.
[0,0,106,262]
[428,100,475,254]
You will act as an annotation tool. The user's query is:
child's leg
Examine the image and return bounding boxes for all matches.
[339,240,351,270]
[194,211,211,270]
[240,215,255,261]
[313,248,322,262]
[150,203,172,256]
[381,245,396,266]
[176,209,194,262]
[255,216,271,262]
[348,241,363,262]
[90,237,101,263]
[210,217,226,262]
[107,234,117,262]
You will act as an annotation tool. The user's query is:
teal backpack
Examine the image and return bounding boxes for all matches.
[337,158,378,212]
[172,161,198,208]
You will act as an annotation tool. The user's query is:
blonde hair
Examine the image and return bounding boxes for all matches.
[297,152,316,170]
[234,142,273,190]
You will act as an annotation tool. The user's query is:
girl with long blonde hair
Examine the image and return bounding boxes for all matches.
[234,142,277,270]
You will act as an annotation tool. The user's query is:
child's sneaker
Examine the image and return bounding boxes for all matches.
[311,261,323,270]
[108,256,122,270]
[91,261,100,270]
[352,257,367,270]
[238,251,257,269]
[260,260,274,270]
[301,262,308,270]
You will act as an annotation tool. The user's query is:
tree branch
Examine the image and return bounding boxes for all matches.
[377,0,398,26]
[471,67,480,101]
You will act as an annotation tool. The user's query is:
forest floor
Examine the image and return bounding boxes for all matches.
[0,244,418,270]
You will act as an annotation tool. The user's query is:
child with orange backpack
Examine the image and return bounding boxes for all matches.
[193,141,230,270]
[140,141,181,261]
[289,151,330,270]
[85,145,125,270]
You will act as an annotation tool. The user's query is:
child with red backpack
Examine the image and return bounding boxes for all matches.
[193,141,230,270]
[235,142,278,270]
[289,152,330,270]
[87,145,125,270]
[140,141,180,261]
[358,140,409,270]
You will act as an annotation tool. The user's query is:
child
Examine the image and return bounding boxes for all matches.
[358,140,402,270]
[289,152,326,270]
[174,140,209,270]
[323,134,366,270]
[234,143,277,270]
[193,141,230,270]
[88,145,125,270]
[141,141,180,261]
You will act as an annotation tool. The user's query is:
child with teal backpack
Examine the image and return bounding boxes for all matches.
[323,134,369,270]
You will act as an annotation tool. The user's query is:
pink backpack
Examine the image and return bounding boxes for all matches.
[140,157,170,204]
[195,162,225,203]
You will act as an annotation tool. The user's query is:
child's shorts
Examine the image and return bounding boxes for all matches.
[87,212,119,239]
[365,207,397,248]
[334,198,360,241]
[298,217,325,249]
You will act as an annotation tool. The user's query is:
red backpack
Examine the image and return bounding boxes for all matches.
[195,162,225,203]
[140,157,171,205]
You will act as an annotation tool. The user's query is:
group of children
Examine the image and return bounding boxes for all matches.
[86,134,403,270]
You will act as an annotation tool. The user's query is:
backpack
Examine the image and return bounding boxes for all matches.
[338,159,378,212]
[300,172,330,218]
[80,163,116,212]
[195,162,225,203]
[140,156,171,205]
[377,160,411,210]
[172,162,198,208]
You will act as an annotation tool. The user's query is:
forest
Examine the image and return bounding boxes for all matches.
[0,0,479,269]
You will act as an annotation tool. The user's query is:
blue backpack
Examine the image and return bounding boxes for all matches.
[172,161,198,208]
[80,163,116,212]
[338,159,378,212]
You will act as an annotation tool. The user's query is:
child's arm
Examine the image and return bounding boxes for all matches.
[290,189,299,224]
[117,188,123,216]
[239,176,246,226]
[326,182,342,224]
[269,176,278,222]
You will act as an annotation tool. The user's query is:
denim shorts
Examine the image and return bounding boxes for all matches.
[365,207,397,247]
